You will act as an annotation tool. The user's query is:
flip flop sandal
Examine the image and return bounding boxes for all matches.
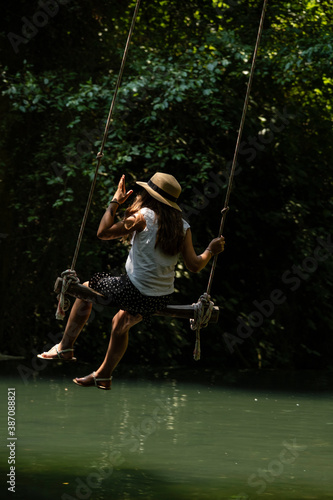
[73,372,112,390]
[37,344,77,362]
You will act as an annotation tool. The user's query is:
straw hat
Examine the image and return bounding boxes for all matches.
[136,172,182,212]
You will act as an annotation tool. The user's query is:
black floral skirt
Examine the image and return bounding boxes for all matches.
[89,272,171,321]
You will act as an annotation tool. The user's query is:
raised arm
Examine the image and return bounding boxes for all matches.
[97,175,145,240]
[181,228,225,273]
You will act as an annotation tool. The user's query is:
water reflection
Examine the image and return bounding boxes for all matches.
[0,374,332,499]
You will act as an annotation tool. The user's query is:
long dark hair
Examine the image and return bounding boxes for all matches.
[123,190,185,256]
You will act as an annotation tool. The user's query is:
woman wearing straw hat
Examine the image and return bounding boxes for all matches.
[38,173,225,389]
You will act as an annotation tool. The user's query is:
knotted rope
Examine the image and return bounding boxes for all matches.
[55,269,80,320]
[190,293,215,361]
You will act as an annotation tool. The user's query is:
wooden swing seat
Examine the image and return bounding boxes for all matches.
[54,277,219,323]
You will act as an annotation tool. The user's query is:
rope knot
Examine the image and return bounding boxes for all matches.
[190,293,214,361]
[56,269,80,320]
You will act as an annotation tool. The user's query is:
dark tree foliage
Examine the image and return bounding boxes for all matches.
[1,0,332,372]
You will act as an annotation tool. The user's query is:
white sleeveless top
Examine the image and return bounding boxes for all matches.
[125,208,190,296]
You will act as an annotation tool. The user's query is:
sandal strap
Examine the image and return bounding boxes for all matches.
[92,372,112,385]
[55,344,74,358]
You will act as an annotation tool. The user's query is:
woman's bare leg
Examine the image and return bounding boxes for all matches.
[96,309,142,376]
[74,309,142,387]
[39,282,92,359]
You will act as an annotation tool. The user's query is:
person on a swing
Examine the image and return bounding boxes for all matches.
[38,173,225,389]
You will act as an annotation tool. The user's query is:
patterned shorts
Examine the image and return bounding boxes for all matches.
[89,272,172,321]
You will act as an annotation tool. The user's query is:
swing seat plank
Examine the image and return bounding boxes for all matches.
[54,278,219,323]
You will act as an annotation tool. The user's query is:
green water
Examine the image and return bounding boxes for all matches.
[1,369,332,500]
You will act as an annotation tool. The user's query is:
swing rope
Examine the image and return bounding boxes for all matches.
[56,269,80,320]
[70,0,141,273]
[56,0,141,319]
[206,0,268,297]
[191,0,268,359]
[190,293,215,361]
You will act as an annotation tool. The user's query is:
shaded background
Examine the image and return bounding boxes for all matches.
[1,0,333,374]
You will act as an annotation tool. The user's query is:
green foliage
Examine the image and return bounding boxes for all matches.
[1,0,332,371]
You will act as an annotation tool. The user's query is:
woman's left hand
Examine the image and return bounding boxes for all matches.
[208,235,225,255]
[113,175,133,205]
